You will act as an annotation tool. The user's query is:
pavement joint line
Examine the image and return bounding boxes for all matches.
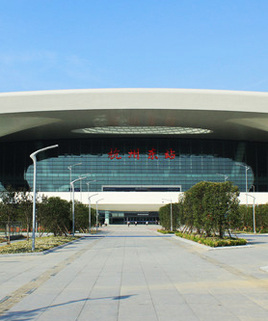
[73,237,119,320]
[0,237,101,316]
[26,288,37,295]
[166,235,268,289]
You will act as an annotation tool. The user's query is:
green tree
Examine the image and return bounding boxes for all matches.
[183,182,212,235]
[0,186,19,244]
[159,203,179,231]
[17,190,33,240]
[202,181,240,237]
[74,201,96,232]
[182,181,240,238]
[255,204,268,232]
[40,197,71,236]
[239,205,252,231]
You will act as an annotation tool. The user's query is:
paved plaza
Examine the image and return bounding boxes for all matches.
[0,225,268,320]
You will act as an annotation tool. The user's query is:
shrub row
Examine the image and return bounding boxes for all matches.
[157,229,247,247]
[159,181,241,238]
[175,231,247,247]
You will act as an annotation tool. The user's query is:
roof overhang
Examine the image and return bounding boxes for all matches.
[1,88,268,142]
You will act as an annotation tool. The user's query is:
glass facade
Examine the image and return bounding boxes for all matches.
[0,137,267,193]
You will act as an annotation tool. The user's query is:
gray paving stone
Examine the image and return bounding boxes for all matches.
[1,226,268,320]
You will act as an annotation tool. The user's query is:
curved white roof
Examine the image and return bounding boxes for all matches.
[0,88,268,142]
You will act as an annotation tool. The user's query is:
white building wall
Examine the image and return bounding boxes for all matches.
[37,191,268,212]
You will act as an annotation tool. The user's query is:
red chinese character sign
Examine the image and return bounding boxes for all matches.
[128,149,140,160]
[108,148,122,160]
[165,149,176,159]
[148,148,158,160]
[108,148,176,160]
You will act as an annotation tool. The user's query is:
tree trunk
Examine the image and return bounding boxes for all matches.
[7,217,10,245]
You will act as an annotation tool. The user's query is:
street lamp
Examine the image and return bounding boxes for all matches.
[79,173,90,202]
[88,193,98,232]
[86,179,97,232]
[86,180,96,193]
[246,194,256,233]
[236,163,250,205]
[162,198,173,231]
[95,198,104,229]
[30,144,59,251]
[217,173,228,181]
[68,163,82,199]
[70,176,87,236]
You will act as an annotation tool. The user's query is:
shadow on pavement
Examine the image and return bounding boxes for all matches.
[0,295,136,321]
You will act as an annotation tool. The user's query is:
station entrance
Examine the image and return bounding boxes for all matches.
[99,211,159,225]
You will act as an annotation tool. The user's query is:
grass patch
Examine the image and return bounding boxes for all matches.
[157,229,175,234]
[0,236,80,254]
[175,231,247,247]
[157,229,247,247]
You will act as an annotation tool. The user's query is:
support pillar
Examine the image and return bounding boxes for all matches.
[105,211,110,225]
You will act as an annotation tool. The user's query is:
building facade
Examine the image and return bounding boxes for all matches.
[0,88,268,223]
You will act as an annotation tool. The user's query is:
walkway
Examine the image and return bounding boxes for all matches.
[0,225,268,320]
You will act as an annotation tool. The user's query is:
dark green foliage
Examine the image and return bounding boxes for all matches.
[159,181,241,238]
[159,202,181,231]
[74,201,96,232]
[0,191,98,236]
[39,197,71,236]
[16,190,32,240]
[0,186,20,244]
[175,231,247,247]
[256,204,268,232]
[239,204,268,232]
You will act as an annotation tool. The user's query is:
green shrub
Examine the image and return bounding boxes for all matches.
[174,231,247,247]
[157,229,174,234]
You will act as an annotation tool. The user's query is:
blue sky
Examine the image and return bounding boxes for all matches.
[0,0,267,92]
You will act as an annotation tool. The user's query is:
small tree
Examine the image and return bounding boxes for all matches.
[74,201,96,232]
[181,181,240,238]
[159,203,179,231]
[255,204,268,232]
[0,186,19,244]
[40,197,71,236]
[202,181,240,238]
[159,203,171,230]
[17,190,33,240]
[183,182,214,235]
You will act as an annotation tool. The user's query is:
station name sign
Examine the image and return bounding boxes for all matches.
[108,148,176,160]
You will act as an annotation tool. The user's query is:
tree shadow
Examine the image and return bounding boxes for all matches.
[0,294,136,321]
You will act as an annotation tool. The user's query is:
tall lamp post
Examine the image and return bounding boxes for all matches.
[162,198,173,231]
[96,198,104,229]
[236,163,250,206]
[86,180,96,194]
[30,144,59,251]
[79,173,90,202]
[68,163,82,199]
[88,193,98,232]
[86,180,97,232]
[246,194,256,233]
[70,176,87,236]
